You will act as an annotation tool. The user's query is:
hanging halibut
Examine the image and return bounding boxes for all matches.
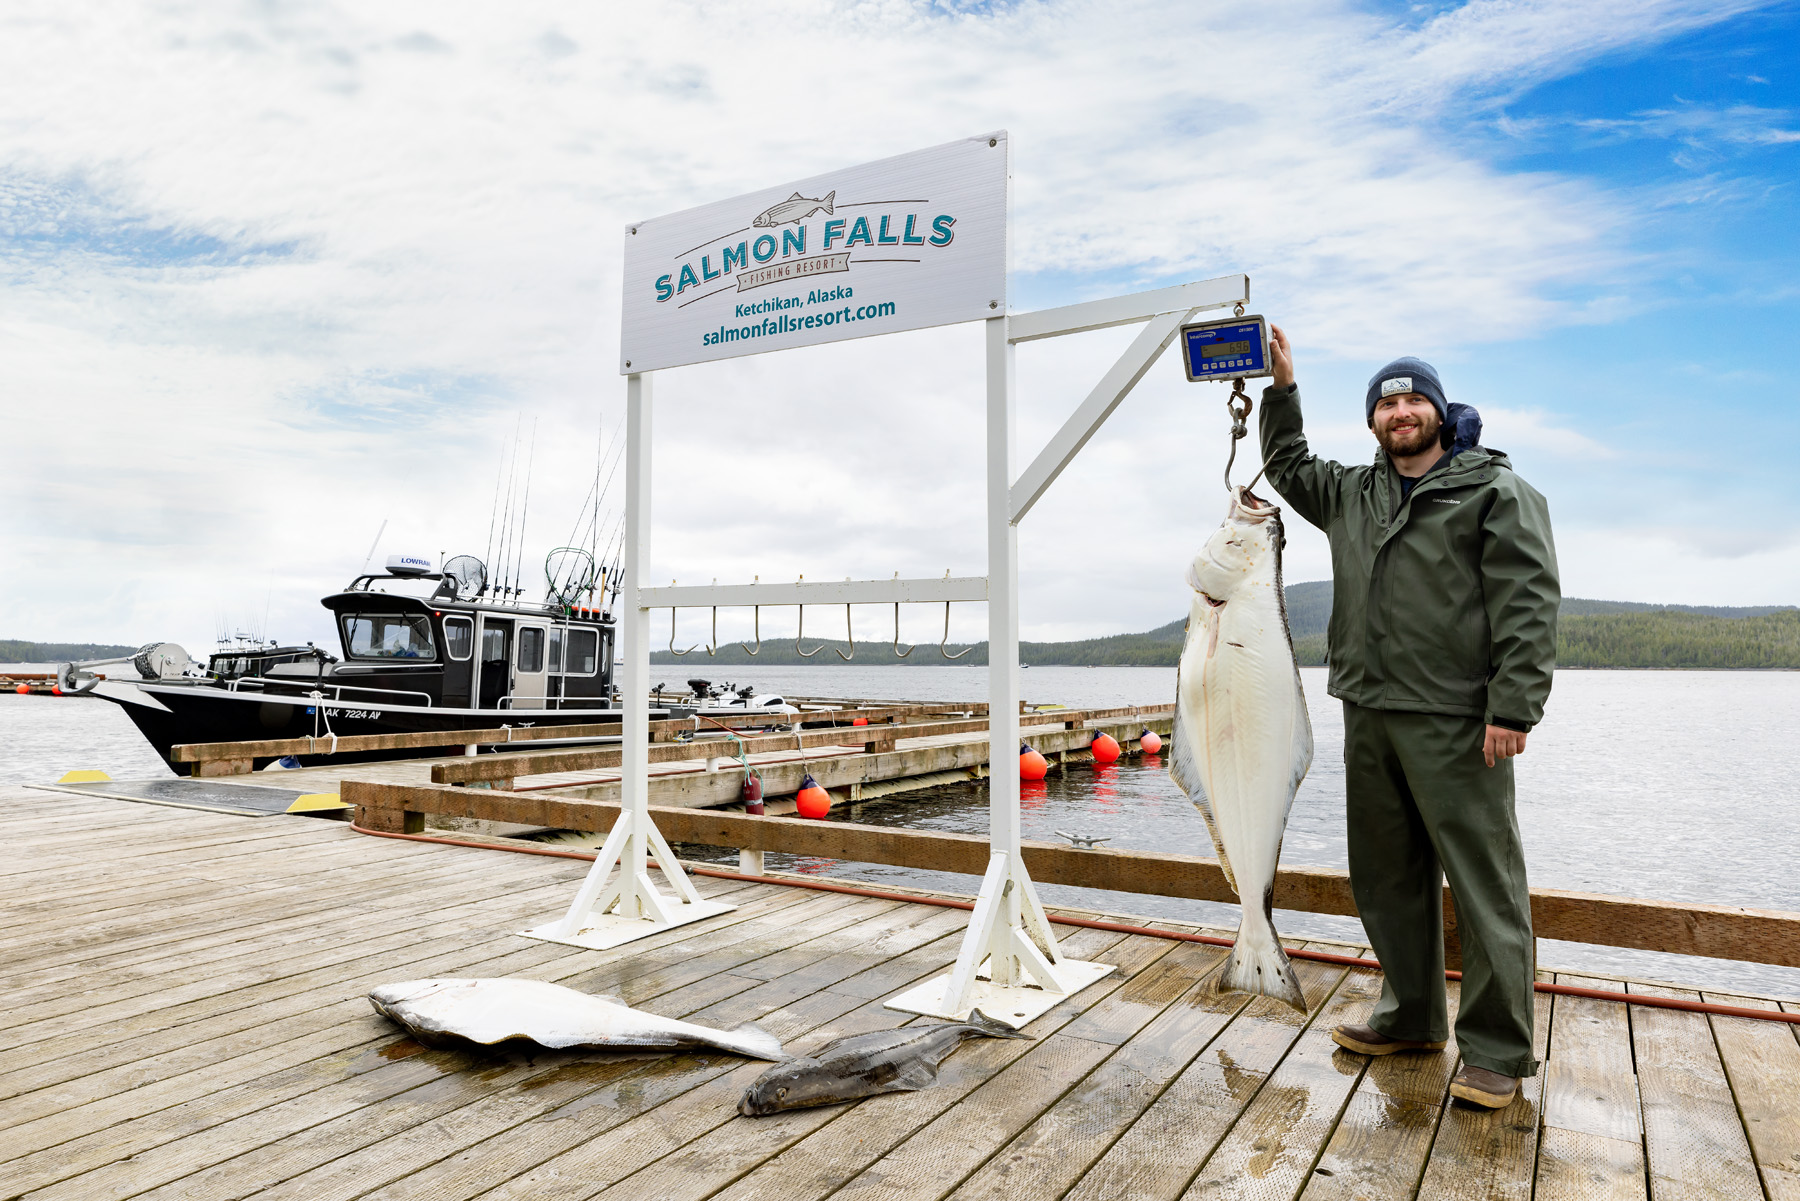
[1169,486,1313,1012]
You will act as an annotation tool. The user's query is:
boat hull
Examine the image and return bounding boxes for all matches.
[98,682,742,772]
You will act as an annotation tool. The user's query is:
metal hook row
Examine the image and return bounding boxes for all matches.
[669,598,971,660]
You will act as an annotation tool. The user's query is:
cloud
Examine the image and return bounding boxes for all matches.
[0,0,1783,650]
[1477,407,1618,458]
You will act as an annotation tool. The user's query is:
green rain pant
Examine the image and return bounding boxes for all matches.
[1342,703,1538,1078]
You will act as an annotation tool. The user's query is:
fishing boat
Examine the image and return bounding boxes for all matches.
[58,553,793,772]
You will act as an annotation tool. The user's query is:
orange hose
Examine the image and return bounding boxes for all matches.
[347,823,1800,1026]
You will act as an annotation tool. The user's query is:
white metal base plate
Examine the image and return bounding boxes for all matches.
[884,958,1115,1027]
[520,898,736,951]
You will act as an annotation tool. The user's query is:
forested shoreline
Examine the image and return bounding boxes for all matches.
[9,587,1796,669]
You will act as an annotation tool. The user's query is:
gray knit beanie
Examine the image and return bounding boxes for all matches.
[1365,357,1447,424]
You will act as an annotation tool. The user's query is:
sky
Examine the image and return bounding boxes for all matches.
[2,0,1796,656]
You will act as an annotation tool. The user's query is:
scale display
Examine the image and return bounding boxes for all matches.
[1180,315,1272,383]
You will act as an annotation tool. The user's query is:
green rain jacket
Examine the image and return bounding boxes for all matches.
[1257,384,1560,730]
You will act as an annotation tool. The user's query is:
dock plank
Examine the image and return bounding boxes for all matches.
[938,940,1238,1201]
[1412,976,1552,1201]
[1172,953,1383,1200]
[1298,970,1463,1200]
[1534,973,1647,1201]
[1628,981,1763,1201]
[1053,952,1353,1201]
[1707,990,1800,1200]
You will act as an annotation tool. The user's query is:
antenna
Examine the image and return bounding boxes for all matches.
[360,518,388,576]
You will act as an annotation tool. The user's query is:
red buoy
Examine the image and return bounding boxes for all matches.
[852,717,868,726]
[1139,727,1162,754]
[742,772,765,815]
[1019,744,1048,781]
[14,684,29,695]
[50,686,63,696]
[1091,733,1121,764]
[795,774,831,820]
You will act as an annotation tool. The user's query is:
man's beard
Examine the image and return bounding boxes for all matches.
[1376,411,1442,458]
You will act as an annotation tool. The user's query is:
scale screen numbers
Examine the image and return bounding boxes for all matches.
[1180,315,1272,383]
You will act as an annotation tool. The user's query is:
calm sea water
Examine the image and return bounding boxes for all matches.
[6,664,1798,997]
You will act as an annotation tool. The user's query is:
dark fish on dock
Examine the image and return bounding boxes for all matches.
[368,978,785,1060]
[1169,486,1313,1012]
[737,1009,1027,1115]
[752,190,835,227]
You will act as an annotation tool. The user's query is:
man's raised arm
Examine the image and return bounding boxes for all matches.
[1255,325,1343,530]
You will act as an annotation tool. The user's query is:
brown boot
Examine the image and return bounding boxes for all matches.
[1449,1064,1519,1109]
[1331,1023,1448,1056]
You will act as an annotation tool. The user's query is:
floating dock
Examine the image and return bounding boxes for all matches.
[5,785,1799,1200]
[163,699,1177,821]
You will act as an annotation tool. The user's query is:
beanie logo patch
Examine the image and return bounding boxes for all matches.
[1380,377,1413,397]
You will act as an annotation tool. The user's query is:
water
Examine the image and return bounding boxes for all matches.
[7,665,1798,997]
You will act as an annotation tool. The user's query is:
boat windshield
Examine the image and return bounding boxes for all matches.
[342,613,437,661]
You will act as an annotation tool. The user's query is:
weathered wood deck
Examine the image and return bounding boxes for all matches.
[3,786,1797,1200]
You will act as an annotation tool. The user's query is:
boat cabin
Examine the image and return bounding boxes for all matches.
[313,575,616,713]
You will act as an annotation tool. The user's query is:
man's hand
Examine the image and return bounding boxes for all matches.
[1483,725,1528,768]
[1270,324,1294,390]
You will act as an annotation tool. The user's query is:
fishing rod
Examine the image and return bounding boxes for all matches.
[514,419,537,600]
[481,443,506,594]
[496,420,521,599]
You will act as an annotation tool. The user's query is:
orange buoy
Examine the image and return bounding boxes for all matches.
[1139,727,1162,754]
[1091,733,1121,764]
[14,684,29,695]
[795,774,831,820]
[852,716,868,726]
[50,685,63,696]
[1019,744,1048,781]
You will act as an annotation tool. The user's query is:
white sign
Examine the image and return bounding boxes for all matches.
[620,132,1010,374]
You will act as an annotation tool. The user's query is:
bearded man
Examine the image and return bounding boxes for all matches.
[1257,328,1559,1109]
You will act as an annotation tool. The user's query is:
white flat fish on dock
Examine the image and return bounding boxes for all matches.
[1169,486,1313,1012]
[368,978,786,1060]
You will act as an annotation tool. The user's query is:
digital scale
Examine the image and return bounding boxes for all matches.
[1180,314,1272,382]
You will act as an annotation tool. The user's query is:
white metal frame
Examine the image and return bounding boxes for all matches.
[884,271,1248,1024]
[525,196,1248,983]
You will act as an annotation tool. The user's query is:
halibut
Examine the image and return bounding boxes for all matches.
[1169,487,1313,1012]
[368,978,786,1060]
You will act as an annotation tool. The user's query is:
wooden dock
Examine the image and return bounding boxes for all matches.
[4,786,1799,1201]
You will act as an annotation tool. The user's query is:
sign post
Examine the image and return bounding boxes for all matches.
[527,131,1248,1015]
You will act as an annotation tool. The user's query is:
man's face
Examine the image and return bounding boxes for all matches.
[1371,393,1442,458]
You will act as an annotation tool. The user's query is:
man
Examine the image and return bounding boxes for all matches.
[1257,326,1558,1109]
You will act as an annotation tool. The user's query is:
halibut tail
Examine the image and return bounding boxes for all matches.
[1218,889,1307,1013]
[964,1008,1032,1039]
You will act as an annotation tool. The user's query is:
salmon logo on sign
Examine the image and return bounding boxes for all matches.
[653,192,959,310]
[620,133,1009,374]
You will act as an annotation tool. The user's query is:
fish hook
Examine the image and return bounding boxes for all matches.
[833,603,855,661]
[795,603,825,658]
[940,601,973,660]
[892,601,915,658]
[1223,380,1255,493]
[669,604,697,657]
[739,604,761,656]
